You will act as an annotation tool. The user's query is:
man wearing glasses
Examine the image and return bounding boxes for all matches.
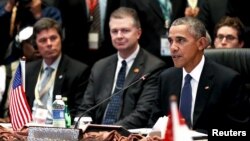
[213,16,245,48]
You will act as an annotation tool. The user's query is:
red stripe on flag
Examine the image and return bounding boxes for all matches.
[9,63,32,131]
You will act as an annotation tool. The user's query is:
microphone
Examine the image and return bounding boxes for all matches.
[74,73,151,129]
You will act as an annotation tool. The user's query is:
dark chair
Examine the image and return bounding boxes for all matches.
[205,48,250,93]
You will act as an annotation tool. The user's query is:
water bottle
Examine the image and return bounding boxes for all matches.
[52,95,66,127]
[62,97,71,128]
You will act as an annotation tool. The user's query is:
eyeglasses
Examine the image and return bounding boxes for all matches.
[216,34,238,41]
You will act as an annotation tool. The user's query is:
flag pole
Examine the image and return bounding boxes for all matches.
[20,56,26,92]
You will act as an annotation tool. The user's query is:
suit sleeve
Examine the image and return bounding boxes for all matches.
[116,69,162,129]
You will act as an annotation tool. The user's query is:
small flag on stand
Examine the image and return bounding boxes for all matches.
[9,59,32,131]
[164,95,193,141]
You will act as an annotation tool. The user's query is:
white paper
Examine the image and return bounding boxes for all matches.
[128,128,152,135]
[152,116,168,138]
[161,38,171,56]
[148,116,207,139]
[88,33,99,50]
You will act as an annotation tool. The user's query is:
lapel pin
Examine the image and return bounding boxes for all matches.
[204,86,210,90]
[59,75,63,79]
[133,68,140,73]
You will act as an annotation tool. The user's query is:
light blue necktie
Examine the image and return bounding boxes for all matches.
[158,0,172,26]
[39,67,54,105]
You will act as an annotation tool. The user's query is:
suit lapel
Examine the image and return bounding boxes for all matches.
[99,56,118,102]
[31,61,43,90]
[173,70,183,104]
[27,60,43,105]
[98,56,118,115]
[53,55,66,100]
[193,59,214,127]
[124,49,144,87]
[116,49,144,118]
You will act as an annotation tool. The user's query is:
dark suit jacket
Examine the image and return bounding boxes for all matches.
[120,0,186,66]
[197,0,228,40]
[151,57,248,133]
[25,55,89,119]
[58,0,120,66]
[78,48,166,129]
[226,0,250,47]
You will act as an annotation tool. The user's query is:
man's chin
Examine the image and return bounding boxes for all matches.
[114,45,127,50]
[173,63,183,68]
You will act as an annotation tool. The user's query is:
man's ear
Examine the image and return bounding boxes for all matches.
[197,37,208,50]
[239,41,244,48]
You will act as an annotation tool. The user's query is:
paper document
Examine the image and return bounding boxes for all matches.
[147,116,207,139]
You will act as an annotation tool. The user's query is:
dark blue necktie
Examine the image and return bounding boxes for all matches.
[102,60,127,124]
[180,74,192,128]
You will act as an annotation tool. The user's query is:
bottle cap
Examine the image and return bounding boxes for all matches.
[55,95,62,99]
[62,97,68,102]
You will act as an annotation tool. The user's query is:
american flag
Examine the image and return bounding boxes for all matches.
[9,61,32,131]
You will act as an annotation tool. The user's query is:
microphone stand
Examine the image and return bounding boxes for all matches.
[74,73,150,129]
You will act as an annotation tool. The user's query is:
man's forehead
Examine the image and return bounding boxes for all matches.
[170,24,189,31]
[110,18,135,28]
[37,29,58,36]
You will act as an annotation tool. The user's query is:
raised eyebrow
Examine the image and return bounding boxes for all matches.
[110,29,118,33]
[168,36,186,41]
[167,37,173,42]
[50,35,58,38]
[38,37,47,42]
[176,36,186,40]
[122,28,130,31]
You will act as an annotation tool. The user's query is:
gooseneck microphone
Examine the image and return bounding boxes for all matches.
[74,73,150,129]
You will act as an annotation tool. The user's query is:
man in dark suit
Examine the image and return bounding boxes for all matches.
[120,0,186,65]
[57,0,121,67]
[151,17,249,133]
[78,7,166,129]
[25,18,89,124]
[0,0,62,65]
[197,0,228,41]
[226,0,250,47]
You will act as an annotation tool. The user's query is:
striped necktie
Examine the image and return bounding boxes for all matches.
[89,0,101,33]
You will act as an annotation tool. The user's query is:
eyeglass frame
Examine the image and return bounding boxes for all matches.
[215,34,238,42]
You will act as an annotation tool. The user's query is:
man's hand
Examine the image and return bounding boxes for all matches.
[185,7,199,17]
[29,0,42,19]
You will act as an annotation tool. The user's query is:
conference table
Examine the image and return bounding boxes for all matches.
[0,124,157,141]
[0,123,207,141]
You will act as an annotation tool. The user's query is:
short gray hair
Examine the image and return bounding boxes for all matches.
[171,17,206,39]
[110,7,141,28]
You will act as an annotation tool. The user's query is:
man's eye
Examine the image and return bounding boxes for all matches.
[50,36,57,41]
[168,38,173,44]
[39,38,47,43]
[111,30,118,34]
[176,38,185,44]
[121,29,130,33]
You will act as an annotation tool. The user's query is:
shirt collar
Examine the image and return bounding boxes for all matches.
[42,54,62,71]
[117,45,140,64]
[182,55,205,82]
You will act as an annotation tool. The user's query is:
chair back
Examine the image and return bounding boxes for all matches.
[205,48,250,93]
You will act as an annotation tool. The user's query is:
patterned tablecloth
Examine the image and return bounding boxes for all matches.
[0,125,162,141]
